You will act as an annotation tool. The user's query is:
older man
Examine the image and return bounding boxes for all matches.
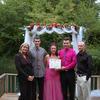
[76,41,93,100]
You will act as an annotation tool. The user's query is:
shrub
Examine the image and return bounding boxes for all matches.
[0,56,16,75]
[87,45,100,75]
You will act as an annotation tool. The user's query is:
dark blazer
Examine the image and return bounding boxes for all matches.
[15,52,34,80]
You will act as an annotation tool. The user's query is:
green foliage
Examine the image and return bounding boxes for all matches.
[40,33,71,51]
[74,2,97,26]
[74,1,100,44]
[92,56,100,75]
[0,0,100,56]
[0,0,100,74]
[0,0,31,56]
[27,0,100,43]
[0,56,16,75]
[87,45,100,75]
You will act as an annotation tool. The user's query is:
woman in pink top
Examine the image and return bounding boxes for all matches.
[43,43,63,100]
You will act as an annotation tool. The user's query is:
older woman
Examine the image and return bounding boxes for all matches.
[15,43,35,100]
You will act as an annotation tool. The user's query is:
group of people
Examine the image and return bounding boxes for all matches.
[15,36,93,100]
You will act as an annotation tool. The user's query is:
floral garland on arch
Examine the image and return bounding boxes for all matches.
[24,22,84,54]
[27,22,78,35]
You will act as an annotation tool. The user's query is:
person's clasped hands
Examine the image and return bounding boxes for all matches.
[27,76,34,81]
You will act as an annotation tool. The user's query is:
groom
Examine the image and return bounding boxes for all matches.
[58,37,77,100]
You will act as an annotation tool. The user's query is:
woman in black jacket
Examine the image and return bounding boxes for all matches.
[15,43,35,100]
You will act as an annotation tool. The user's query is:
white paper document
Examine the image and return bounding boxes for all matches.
[49,58,61,69]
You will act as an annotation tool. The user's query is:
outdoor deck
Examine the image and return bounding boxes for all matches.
[0,73,100,100]
[0,93,18,100]
[0,93,39,100]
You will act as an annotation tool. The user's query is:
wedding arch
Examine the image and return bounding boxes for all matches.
[23,23,84,53]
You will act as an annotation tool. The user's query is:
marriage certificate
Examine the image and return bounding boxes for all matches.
[49,58,61,69]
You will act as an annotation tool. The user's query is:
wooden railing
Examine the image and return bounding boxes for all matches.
[0,73,17,97]
[91,75,100,90]
[0,73,100,97]
[0,74,6,97]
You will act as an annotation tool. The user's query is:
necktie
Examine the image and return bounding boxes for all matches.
[36,48,40,69]
[63,50,67,65]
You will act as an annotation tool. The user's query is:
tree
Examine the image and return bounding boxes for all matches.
[74,1,100,44]
[0,0,32,56]
[0,0,100,56]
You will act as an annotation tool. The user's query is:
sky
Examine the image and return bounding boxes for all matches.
[95,0,100,3]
